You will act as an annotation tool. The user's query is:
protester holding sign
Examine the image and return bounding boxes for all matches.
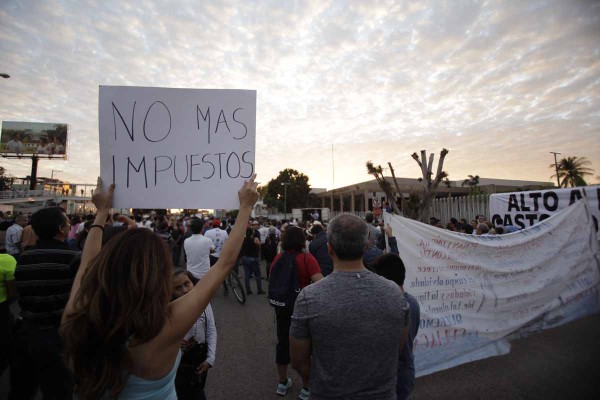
[60,175,258,399]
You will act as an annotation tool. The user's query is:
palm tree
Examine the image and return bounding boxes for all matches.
[550,156,594,187]
[461,174,480,193]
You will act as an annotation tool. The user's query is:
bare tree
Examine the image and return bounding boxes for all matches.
[366,161,401,214]
[367,149,449,222]
[411,149,449,222]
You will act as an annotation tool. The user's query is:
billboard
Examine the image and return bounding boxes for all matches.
[1,121,68,157]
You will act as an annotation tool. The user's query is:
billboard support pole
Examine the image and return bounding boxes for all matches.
[30,156,39,190]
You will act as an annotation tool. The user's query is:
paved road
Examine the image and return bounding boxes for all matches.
[206,288,600,400]
[2,279,599,399]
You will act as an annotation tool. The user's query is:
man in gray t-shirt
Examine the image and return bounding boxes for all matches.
[290,214,409,400]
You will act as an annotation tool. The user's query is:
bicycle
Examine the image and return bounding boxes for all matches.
[224,269,246,304]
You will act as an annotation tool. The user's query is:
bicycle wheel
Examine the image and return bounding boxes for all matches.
[229,272,246,304]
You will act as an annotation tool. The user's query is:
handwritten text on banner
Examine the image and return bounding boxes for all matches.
[386,200,600,377]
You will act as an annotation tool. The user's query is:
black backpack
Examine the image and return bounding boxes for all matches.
[268,251,305,310]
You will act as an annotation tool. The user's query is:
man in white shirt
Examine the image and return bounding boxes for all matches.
[184,218,215,279]
[258,221,269,245]
[5,214,28,260]
[204,219,228,267]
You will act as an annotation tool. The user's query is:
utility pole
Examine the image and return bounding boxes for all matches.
[550,152,561,187]
[281,182,290,220]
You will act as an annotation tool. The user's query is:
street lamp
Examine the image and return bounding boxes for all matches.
[281,182,290,220]
[51,169,63,193]
[550,152,561,187]
[51,169,63,180]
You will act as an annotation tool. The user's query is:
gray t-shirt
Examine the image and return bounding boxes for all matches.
[290,269,409,400]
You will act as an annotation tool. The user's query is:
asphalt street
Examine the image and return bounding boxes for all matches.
[2,276,599,400]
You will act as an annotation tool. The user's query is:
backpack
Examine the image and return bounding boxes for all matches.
[268,251,305,310]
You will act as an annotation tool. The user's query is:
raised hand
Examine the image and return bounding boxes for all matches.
[384,223,393,237]
[238,174,259,209]
[196,361,211,374]
[92,177,115,211]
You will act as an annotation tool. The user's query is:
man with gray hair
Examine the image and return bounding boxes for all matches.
[290,214,409,400]
[5,214,28,262]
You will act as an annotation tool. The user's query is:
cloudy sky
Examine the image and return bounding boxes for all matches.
[0,0,599,191]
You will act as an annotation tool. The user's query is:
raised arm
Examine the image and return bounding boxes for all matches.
[62,177,114,323]
[384,223,400,255]
[164,175,258,341]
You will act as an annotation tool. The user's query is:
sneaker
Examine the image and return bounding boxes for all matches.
[276,378,292,396]
[298,387,310,400]
[247,290,253,295]
[257,290,266,295]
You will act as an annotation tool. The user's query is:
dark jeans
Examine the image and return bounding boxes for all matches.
[173,245,183,266]
[265,261,273,280]
[9,323,73,400]
[275,307,293,365]
[175,369,208,400]
[242,256,262,292]
[176,385,207,400]
[397,366,416,400]
[0,301,13,373]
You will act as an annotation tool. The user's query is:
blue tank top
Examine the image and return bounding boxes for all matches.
[117,350,182,400]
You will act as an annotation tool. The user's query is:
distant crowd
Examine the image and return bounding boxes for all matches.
[1,183,516,400]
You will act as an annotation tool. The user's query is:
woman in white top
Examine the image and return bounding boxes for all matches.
[172,269,217,400]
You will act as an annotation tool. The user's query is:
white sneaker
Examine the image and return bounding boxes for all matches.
[298,387,310,400]
[276,378,293,396]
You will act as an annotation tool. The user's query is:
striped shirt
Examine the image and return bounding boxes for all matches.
[15,239,80,329]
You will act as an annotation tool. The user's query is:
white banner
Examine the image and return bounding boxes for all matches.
[386,200,600,377]
[99,86,256,209]
[489,185,600,240]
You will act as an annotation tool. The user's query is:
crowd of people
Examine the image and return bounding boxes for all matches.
[429,214,520,235]
[0,178,516,400]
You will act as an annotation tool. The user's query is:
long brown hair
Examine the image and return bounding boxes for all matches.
[60,228,174,399]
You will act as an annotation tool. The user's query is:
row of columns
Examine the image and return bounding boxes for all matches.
[321,189,374,212]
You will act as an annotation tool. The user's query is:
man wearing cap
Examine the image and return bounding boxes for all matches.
[205,218,229,267]
[308,221,333,276]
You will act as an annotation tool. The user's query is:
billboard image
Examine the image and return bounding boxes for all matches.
[1,121,68,157]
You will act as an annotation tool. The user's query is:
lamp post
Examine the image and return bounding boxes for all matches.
[51,169,62,193]
[550,152,561,187]
[281,182,290,220]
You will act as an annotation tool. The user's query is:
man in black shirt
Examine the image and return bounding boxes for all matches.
[241,224,263,294]
[308,222,333,276]
[10,207,80,399]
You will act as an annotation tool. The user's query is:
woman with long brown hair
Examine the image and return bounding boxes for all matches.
[60,175,258,399]
[269,226,323,398]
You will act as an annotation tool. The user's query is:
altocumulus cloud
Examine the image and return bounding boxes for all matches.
[0,0,598,189]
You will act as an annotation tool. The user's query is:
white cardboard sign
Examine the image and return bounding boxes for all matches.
[99,86,256,209]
